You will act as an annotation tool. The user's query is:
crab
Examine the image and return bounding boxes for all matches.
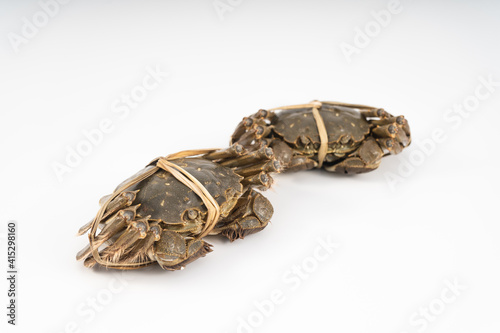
[76,146,279,270]
[230,101,411,174]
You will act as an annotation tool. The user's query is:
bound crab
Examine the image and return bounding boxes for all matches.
[76,146,279,270]
[230,101,411,174]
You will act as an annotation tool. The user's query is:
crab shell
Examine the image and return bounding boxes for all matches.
[272,104,371,156]
[125,158,244,232]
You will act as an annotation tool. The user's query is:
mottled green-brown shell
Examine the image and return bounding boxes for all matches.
[272,104,371,146]
[125,158,243,223]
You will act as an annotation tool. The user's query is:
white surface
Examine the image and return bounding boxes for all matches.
[1,1,499,332]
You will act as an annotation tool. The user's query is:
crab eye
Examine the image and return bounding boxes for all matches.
[186,209,198,220]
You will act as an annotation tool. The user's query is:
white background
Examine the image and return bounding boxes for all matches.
[1,1,499,332]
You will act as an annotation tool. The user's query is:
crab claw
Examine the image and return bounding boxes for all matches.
[154,230,212,271]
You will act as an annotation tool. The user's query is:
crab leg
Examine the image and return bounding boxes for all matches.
[233,159,281,177]
[102,190,139,219]
[395,117,411,147]
[220,147,274,168]
[241,172,273,189]
[231,117,255,142]
[254,109,276,122]
[367,114,411,154]
[235,129,259,148]
[203,144,245,161]
[252,123,272,139]
[361,109,389,118]
[230,108,279,153]
[76,190,139,236]
[77,220,94,237]
[76,205,139,261]
[232,109,274,135]
[372,124,398,138]
[84,217,150,267]
[376,138,395,151]
[122,223,162,265]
